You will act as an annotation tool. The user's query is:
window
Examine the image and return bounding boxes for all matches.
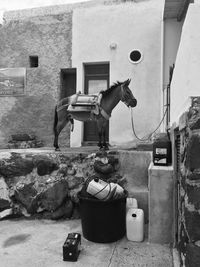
[128,50,143,64]
[29,56,38,68]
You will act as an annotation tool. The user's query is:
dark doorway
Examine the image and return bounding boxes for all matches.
[83,63,109,146]
[60,68,76,99]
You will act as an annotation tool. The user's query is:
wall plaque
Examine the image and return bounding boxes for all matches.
[0,68,26,96]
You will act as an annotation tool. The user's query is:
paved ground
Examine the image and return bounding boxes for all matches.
[0,219,173,267]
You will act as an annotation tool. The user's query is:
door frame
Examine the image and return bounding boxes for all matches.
[82,62,110,146]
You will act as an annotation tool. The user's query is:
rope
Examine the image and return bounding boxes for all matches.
[130,108,167,142]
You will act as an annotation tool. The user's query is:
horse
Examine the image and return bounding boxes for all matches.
[53,78,137,151]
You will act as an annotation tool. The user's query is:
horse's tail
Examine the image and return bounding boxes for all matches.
[53,106,58,134]
[70,118,74,132]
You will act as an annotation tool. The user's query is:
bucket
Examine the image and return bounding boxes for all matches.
[126,208,144,242]
[78,191,127,243]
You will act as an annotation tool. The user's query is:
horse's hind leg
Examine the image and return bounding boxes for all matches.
[53,109,69,151]
[54,120,69,151]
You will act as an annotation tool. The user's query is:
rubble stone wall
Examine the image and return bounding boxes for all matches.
[0,150,124,220]
[178,97,200,266]
[0,11,72,148]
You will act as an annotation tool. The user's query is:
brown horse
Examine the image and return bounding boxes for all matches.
[53,79,137,150]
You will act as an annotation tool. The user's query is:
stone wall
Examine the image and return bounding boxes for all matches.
[0,150,123,220]
[177,97,200,266]
[0,10,72,148]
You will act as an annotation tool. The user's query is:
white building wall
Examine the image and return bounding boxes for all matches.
[72,0,164,147]
[163,19,183,89]
[170,3,200,125]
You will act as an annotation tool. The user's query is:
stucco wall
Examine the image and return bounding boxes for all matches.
[163,19,183,89]
[0,0,165,149]
[0,11,72,148]
[170,3,200,125]
[72,0,164,147]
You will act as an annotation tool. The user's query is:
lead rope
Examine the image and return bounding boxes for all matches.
[130,108,168,142]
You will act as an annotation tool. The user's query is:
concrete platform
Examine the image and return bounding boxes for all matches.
[0,219,173,267]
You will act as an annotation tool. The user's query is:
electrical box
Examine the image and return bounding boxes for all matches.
[153,133,172,166]
[63,233,81,262]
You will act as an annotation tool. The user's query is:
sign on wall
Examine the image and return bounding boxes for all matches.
[0,68,26,96]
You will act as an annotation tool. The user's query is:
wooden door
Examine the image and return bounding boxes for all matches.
[83,64,109,145]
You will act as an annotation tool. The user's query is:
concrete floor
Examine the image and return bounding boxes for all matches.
[0,219,173,267]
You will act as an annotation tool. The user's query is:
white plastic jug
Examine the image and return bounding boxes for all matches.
[126,208,144,242]
[86,179,124,200]
[126,198,138,212]
[86,179,111,200]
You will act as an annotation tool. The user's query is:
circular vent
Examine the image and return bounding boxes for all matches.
[129,49,143,64]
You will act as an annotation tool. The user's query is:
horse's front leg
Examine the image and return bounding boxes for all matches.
[97,120,103,149]
[102,128,109,150]
[102,119,109,150]
[53,131,60,151]
[98,130,103,149]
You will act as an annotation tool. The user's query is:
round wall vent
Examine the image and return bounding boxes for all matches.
[128,49,143,64]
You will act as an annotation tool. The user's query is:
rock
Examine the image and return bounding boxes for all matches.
[33,155,59,176]
[185,242,200,267]
[7,134,44,149]
[13,203,31,218]
[69,185,83,203]
[0,153,34,178]
[107,174,127,187]
[67,164,76,175]
[71,205,80,219]
[10,133,35,142]
[14,182,38,214]
[0,177,11,211]
[37,180,68,212]
[94,161,114,174]
[187,184,200,210]
[67,176,84,190]
[58,164,68,176]
[51,199,73,220]
[0,208,13,220]
[8,140,44,149]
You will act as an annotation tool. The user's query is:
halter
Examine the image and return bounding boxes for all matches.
[121,85,130,106]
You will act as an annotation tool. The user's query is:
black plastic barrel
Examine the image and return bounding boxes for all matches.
[78,191,127,243]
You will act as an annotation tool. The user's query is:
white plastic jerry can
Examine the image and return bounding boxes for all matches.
[126,208,144,242]
[126,198,138,212]
[86,179,110,200]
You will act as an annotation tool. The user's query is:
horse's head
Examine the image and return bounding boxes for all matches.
[121,79,137,107]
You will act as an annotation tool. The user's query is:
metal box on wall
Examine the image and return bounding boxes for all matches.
[153,133,172,166]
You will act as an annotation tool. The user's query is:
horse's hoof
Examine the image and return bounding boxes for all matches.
[55,148,61,151]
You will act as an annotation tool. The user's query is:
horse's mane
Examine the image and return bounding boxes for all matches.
[100,81,124,96]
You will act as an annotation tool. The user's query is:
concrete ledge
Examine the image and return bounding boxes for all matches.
[148,163,174,244]
[118,151,152,187]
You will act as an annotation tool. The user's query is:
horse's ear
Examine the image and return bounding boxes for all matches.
[125,79,131,85]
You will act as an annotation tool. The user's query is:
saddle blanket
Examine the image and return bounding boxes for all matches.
[68,93,102,115]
